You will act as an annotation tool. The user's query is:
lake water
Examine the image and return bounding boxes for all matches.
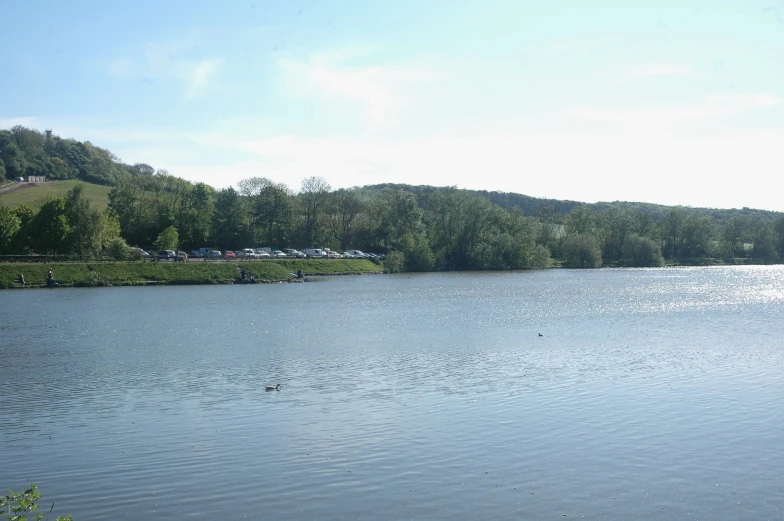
[2,267,784,520]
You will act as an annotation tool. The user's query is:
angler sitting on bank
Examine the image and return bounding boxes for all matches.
[46,269,59,287]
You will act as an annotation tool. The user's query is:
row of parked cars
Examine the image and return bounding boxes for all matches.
[134,247,385,261]
[192,248,385,260]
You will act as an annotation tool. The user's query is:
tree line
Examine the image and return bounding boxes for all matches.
[2,127,784,270]
[3,172,784,270]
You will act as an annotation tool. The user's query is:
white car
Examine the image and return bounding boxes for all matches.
[271,250,288,258]
[282,248,306,258]
[243,248,258,258]
[255,249,271,258]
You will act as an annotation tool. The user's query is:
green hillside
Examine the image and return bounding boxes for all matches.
[0,180,111,209]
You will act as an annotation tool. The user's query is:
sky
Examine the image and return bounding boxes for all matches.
[2,0,783,211]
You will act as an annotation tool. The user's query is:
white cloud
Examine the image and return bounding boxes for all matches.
[277,46,444,125]
[631,64,691,78]
[107,35,222,100]
[569,106,717,129]
[107,58,134,78]
[707,93,782,109]
[570,91,782,131]
[184,60,221,100]
[0,116,37,128]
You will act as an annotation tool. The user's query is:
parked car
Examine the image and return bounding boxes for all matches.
[176,251,188,262]
[282,248,305,258]
[255,249,271,258]
[327,251,343,258]
[243,248,258,258]
[224,250,236,259]
[305,248,325,258]
[271,250,288,258]
[131,247,150,258]
[235,249,246,258]
[206,250,222,259]
[190,250,204,258]
[344,250,367,258]
[157,250,176,260]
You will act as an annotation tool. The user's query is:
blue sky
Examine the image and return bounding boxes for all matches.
[2,1,783,210]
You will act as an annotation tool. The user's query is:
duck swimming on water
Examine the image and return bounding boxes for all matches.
[266,384,281,392]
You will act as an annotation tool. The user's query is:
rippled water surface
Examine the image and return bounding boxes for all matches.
[2,267,784,520]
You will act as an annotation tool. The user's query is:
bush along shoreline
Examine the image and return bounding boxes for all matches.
[0,259,382,289]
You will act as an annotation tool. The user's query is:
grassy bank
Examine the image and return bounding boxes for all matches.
[0,259,382,289]
[0,180,112,209]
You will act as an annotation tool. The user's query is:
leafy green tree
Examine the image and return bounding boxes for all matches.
[130,163,155,176]
[211,187,249,250]
[565,205,596,236]
[153,225,179,251]
[660,208,686,259]
[369,189,424,251]
[30,197,71,254]
[534,204,562,257]
[774,216,784,261]
[721,215,748,258]
[424,188,495,269]
[0,205,21,253]
[0,131,25,179]
[474,207,537,270]
[325,188,364,250]
[401,232,435,272]
[749,217,778,263]
[599,209,633,263]
[530,244,552,269]
[9,204,35,253]
[298,176,331,248]
[562,234,602,268]
[180,182,215,248]
[107,236,132,260]
[630,209,655,238]
[383,251,405,273]
[64,184,103,257]
[681,215,714,259]
[100,211,122,251]
[108,179,144,244]
[239,177,294,247]
[621,233,664,267]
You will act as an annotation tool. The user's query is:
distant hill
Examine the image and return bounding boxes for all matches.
[0,180,111,209]
[1,126,155,187]
[363,184,782,222]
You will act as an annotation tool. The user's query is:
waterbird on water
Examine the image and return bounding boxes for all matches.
[266,384,281,392]
[538,333,543,337]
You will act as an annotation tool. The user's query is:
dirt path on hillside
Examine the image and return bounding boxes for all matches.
[0,182,38,195]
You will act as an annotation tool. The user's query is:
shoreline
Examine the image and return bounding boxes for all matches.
[0,259,383,290]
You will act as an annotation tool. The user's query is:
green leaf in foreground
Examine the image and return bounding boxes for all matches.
[0,484,72,521]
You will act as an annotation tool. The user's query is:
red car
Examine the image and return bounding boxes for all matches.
[223,250,236,259]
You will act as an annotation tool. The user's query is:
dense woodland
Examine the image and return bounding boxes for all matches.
[2,126,784,271]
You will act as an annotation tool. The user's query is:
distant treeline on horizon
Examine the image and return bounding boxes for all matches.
[2,126,784,271]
